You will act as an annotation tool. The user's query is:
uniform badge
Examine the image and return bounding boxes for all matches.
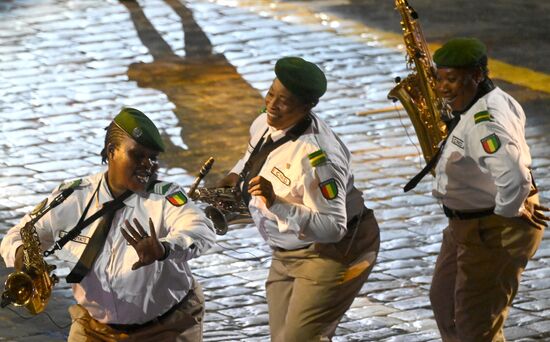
[308,149,327,167]
[481,133,501,154]
[59,231,89,245]
[319,179,338,200]
[451,135,464,149]
[166,191,188,206]
[474,110,493,124]
[132,127,143,138]
[271,167,291,186]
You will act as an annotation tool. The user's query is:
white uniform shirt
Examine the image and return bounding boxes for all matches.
[0,172,216,324]
[433,87,532,217]
[230,113,364,250]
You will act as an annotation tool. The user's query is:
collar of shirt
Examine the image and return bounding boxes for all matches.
[266,126,289,143]
[98,173,138,209]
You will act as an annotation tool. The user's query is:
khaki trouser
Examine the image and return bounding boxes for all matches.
[68,281,205,342]
[267,209,380,342]
[430,211,544,342]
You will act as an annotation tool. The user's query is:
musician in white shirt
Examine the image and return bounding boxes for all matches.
[429,38,549,342]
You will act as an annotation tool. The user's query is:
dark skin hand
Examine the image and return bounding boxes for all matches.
[121,218,165,270]
[247,176,276,208]
[217,172,240,188]
[520,198,550,230]
[14,246,24,272]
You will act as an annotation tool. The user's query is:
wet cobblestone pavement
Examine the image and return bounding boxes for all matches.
[1,0,549,341]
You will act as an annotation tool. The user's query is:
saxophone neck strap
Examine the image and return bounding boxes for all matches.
[240,115,312,205]
[403,114,461,192]
[44,189,133,257]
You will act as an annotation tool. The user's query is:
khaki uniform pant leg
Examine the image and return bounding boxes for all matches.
[429,226,460,342]
[266,256,299,342]
[68,280,205,342]
[431,215,543,342]
[267,217,379,342]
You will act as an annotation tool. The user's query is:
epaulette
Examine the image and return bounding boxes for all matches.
[147,180,175,196]
[473,110,493,125]
[57,178,83,192]
[308,149,328,167]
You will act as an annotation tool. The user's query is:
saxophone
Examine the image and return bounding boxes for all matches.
[387,0,452,164]
[1,188,73,315]
[188,158,251,235]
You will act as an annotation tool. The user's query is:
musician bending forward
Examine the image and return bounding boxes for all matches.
[0,108,216,341]
[430,38,549,341]
[219,57,380,341]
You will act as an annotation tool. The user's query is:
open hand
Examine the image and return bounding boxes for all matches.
[217,172,241,188]
[248,176,276,208]
[520,199,550,230]
[121,218,165,270]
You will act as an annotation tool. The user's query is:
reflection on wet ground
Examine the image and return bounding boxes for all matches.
[122,0,263,183]
[0,0,549,341]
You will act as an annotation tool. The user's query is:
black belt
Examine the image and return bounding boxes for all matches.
[108,292,191,333]
[443,205,495,220]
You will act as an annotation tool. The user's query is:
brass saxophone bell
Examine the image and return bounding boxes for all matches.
[1,271,34,307]
[204,206,228,235]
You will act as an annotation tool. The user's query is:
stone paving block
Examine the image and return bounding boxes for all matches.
[388,296,431,311]
[503,326,542,340]
[379,247,427,261]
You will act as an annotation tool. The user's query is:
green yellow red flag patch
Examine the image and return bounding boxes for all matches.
[481,133,501,154]
[319,178,338,200]
[166,191,187,206]
[474,110,492,124]
[308,149,327,167]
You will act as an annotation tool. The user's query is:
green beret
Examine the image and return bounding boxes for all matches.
[433,37,487,68]
[114,107,165,152]
[275,57,327,102]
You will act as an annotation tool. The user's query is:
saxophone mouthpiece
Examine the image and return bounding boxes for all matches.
[199,157,215,178]
[188,157,215,199]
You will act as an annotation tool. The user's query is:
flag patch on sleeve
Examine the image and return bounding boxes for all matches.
[474,111,493,124]
[166,191,188,206]
[481,133,501,154]
[308,149,327,167]
[319,179,338,200]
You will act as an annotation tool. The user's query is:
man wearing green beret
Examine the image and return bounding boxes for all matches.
[1,107,216,341]
[429,38,549,341]
[218,57,380,341]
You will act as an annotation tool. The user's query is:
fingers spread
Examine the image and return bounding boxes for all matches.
[535,204,550,211]
[133,218,148,238]
[148,218,157,239]
[121,228,137,246]
[124,220,142,241]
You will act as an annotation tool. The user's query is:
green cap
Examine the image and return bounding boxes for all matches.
[275,57,327,102]
[114,107,165,152]
[433,37,487,68]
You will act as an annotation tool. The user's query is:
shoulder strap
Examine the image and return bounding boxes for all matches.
[44,190,133,256]
[240,115,312,205]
